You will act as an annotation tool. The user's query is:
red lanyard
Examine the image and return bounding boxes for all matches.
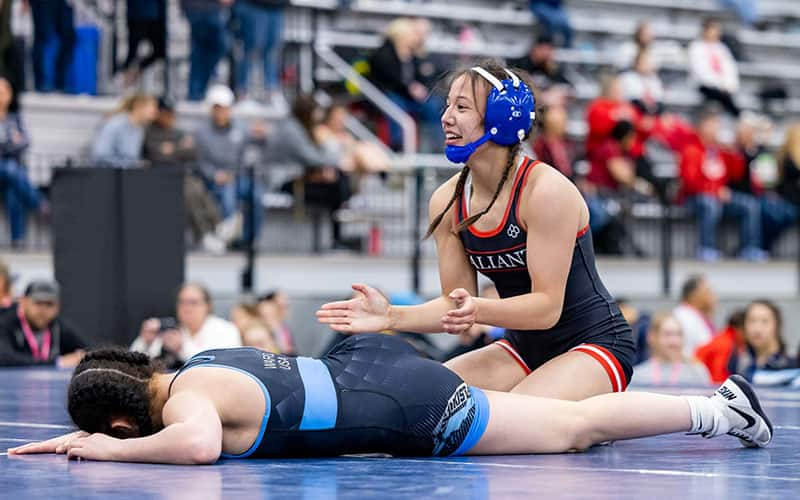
[18,305,51,361]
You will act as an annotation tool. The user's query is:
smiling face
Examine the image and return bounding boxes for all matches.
[441,74,488,149]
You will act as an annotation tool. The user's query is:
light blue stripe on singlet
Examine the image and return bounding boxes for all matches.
[451,386,491,456]
[178,363,271,459]
[296,357,338,430]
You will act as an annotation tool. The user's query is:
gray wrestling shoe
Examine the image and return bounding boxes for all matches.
[706,375,773,448]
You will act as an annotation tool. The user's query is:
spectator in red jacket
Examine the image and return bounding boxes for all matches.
[678,108,766,262]
[695,308,745,384]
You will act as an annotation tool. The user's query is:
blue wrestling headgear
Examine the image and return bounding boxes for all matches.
[445,66,536,164]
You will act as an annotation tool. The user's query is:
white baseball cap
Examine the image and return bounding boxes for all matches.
[205,84,235,108]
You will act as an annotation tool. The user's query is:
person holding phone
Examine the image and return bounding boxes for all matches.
[130,283,241,366]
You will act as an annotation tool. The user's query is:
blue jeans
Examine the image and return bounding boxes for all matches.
[234,2,284,94]
[386,92,444,153]
[0,159,41,243]
[529,2,573,47]
[30,0,76,92]
[585,194,611,234]
[185,10,229,101]
[761,194,798,251]
[690,192,762,253]
[717,0,759,26]
[211,175,263,243]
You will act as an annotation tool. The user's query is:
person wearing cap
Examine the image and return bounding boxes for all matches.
[91,93,159,168]
[0,280,86,367]
[194,84,268,246]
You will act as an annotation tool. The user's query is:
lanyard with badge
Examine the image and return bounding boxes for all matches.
[17,305,51,361]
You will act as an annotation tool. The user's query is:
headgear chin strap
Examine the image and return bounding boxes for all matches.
[445,66,536,165]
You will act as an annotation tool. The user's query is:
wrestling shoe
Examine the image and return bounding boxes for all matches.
[706,375,773,448]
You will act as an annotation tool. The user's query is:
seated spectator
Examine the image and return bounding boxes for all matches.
[585,75,645,164]
[272,95,355,251]
[528,0,572,48]
[619,50,664,117]
[367,17,443,152]
[632,312,712,387]
[678,108,765,261]
[91,93,158,168]
[588,120,653,197]
[688,18,740,117]
[0,280,86,367]
[617,297,651,365]
[256,290,296,355]
[695,308,745,384]
[130,283,241,366]
[614,20,683,71]
[673,274,717,357]
[728,115,797,253]
[776,123,800,233]
[181,0,229,101]
[194,84,267,246]
[717,0,760,28]
[0,259,13,308]
[314,102,392,181]
[0,77,44,248]
[532,105,574,179]
[732,299,797,382]
[143,97,238,254]
[510,33,573,108]
[230,302,278,353]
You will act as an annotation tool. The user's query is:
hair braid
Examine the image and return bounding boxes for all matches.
[424,165,471,239]
[454,142,520,232]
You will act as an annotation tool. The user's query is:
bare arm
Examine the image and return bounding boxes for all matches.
[316,176,477,334]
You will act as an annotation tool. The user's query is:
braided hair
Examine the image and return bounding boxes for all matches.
[67,349,160,438]
[425,59,533,238]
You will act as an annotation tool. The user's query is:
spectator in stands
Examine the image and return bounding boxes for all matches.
[588,120,653,197]
[528,0,572,48]
[729,115,797,253]
[679,108,766,261]
[510,33,573,108]
[0,259,13,308]
[673,274,717,358]
[233,0,287,104]
[777,123,800,225]
[615,20,686,71]
[688,18,740,117]
[230,301,278,352]
[632,312,712,387]
[368,17,442,152]
[0,77,43,248]
[272,95,355,251]
[181,0,231,101]
[532,105,573,179]
[0,280,86,367]
[91,93,158,168]
[717,0,760,28]
[194,84,267,246]
[314,102,392,182]
[619,50,664,117]
[695,308,746,384]
[28,0,76,93]
[131,282,241,366]
[617,297,652,365]
[732,299,797,382]
[119,0,168,87]
[256,289,295,355]
[143,97,239,254]
[585,75,639,165]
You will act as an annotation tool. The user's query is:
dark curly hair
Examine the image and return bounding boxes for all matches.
[67,349,160,438]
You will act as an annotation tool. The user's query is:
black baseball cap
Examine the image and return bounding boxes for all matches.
[24,280,60,302]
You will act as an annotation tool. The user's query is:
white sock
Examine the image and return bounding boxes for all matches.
[685,396,728,437]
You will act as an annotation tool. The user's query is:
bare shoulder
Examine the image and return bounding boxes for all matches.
[521,161,585,227]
